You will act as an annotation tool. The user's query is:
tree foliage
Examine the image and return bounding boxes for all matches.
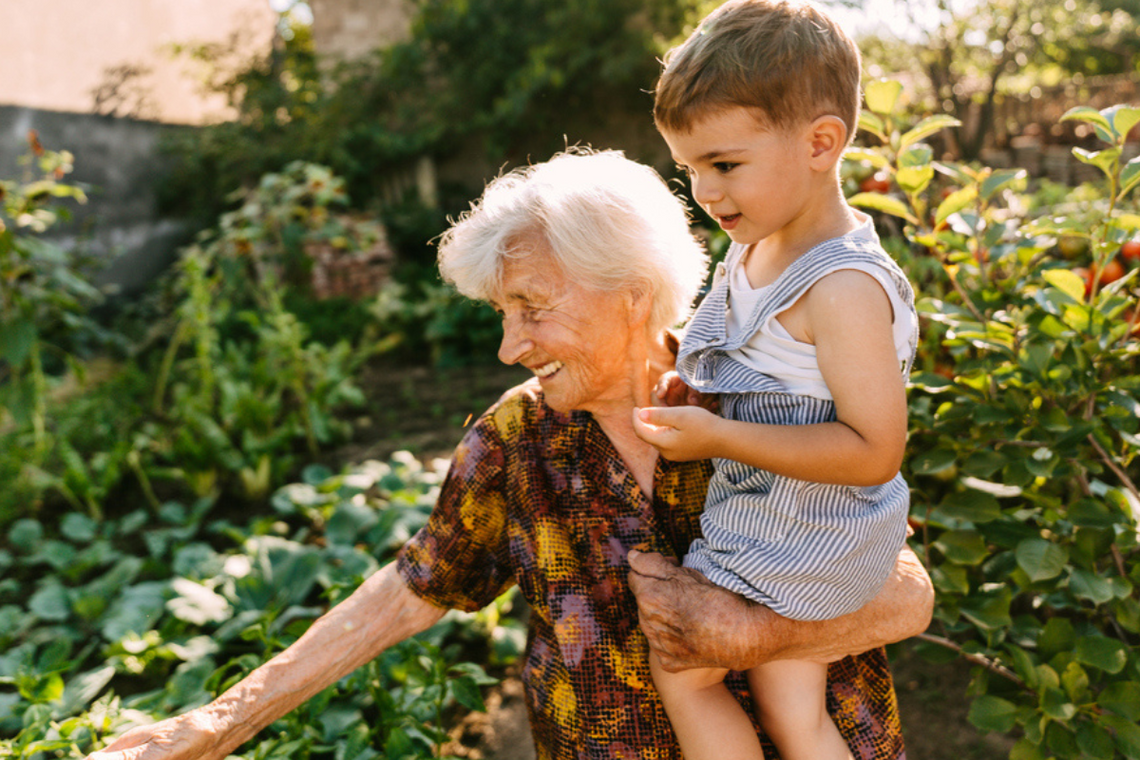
[857,0,1140,159]
[159,0,703,226]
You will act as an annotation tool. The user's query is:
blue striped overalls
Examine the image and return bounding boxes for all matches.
[676,232,918,621]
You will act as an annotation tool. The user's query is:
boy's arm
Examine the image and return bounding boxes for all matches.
[86,564,447,760]
[628,546,933,670]
[634,270,906,487]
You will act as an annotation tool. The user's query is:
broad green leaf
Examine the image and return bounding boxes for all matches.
[896,165,934,194]
[934,530,989,565]
[843,148,891,171]
[1108,105,1140,142]
[29,583,71,622]
[1040,687,1076,720]
[858,111,888,141]
[1074,635,1127,673]
[966,694,1019,733]
[959,585,1012,629]
[910,447,957,475]
[847,192,918,223]
[1072,146,1121,179]
[1061,106,1114,140]
[939,491,1002,523]
[931,563,969,594]
[900,115,961,150]
[864,78,904,116]
[1069,568,1114,604]
[1042,269,1086,303]
[1102,714,1140,760]
[980,169,1027,201]
[449,674,486,712]
[1015,538,1067,582]
[1100,681,1140,721]
[1038,619,1075,657]
[1120,156,1140,199]
[1009,738,1046,760]
[935,185,977,225]
[0,319,36,366]
[1076,722,1115,760]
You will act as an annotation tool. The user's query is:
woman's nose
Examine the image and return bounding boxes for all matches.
[497,315,532,366]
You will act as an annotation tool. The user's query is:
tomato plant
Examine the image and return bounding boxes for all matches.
[850,85,1140,760]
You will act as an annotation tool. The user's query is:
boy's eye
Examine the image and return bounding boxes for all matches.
[713,162,737,174]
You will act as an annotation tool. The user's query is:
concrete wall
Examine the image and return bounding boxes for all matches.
[309,0,413,62]
[0,106,190,296]
[0,0,277,125]
[0,0,278,298]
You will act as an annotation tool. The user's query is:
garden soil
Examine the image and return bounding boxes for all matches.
[337,359,1014,760]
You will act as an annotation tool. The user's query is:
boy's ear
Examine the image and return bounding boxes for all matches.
[806,115,848,170]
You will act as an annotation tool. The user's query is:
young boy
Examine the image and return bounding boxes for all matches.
[632,2,919,760]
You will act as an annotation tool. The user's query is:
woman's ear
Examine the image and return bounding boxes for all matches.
[626,285,653,330]
[807,115,848,170]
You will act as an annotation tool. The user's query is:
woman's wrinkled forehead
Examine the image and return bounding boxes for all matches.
[488,247,565,309]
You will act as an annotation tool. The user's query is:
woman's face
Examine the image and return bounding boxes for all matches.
[490,248,639,414]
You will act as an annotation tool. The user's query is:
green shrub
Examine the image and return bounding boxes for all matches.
[850,83,1140,759]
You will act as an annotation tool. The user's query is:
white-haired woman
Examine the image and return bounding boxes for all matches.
[87,149,932,760]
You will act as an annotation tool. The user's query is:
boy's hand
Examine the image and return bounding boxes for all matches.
[652,371,720,412]
[632,405,721,461]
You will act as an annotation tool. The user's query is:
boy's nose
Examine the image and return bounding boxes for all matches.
[692,174,722,206]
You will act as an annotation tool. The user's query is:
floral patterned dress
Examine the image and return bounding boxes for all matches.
[396,379,906,760]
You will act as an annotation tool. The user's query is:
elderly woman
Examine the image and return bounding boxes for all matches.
[87,150,932,760]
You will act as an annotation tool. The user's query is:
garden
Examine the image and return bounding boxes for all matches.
[2,1,1140,758]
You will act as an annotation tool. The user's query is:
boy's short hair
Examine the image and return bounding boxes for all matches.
[655,0,861,141]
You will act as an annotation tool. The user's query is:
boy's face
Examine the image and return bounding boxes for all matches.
[660,107,815,247]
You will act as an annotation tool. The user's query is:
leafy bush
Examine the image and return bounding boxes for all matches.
[0,453,522,759]
[850,83,1140,759]
[0,134,123,520]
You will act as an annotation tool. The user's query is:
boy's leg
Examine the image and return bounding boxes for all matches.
[746,660,854,760]
[649,651,764,760]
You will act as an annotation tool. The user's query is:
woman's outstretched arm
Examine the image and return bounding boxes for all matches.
[86,563,447,760]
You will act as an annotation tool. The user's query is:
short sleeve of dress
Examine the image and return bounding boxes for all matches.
[396,402,516,612]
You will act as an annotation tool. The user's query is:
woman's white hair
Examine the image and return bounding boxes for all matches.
[437,148,709,335]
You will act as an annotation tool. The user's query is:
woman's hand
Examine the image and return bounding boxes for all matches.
[627,546,933,671]
[85,709,230,760]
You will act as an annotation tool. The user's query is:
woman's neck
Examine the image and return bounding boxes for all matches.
[589,330,676,498]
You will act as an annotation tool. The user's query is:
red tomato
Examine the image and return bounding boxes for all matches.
[1121,239,1140,262]
[1094,258,1126,285]
[859,173,891,193]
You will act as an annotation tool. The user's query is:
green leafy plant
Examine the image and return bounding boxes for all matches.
[1,453,514,759]
[0,133,113,519]
[849,82,1140,759]
[147,162,385,501]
